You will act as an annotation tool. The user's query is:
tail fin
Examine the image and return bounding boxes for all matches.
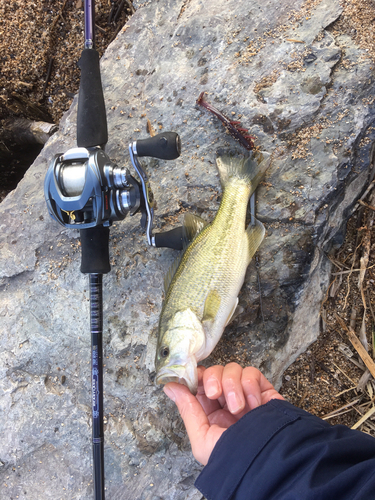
[216,151,271,194]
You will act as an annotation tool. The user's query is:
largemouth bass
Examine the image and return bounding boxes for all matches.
[155,152,270,394]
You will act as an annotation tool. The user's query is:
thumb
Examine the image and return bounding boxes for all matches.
[164,382,211,463]
[164,382,210,432]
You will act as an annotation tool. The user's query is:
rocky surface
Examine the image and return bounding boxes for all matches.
[1,0,375,498]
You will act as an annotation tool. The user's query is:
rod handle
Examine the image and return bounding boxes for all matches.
[93,441,105,499]
[80,226,111,274]
[77,49,108,148]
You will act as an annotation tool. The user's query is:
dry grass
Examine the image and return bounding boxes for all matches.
[281,186,375,436]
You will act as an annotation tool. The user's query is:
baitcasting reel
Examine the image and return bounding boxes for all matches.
[44,131,182,247]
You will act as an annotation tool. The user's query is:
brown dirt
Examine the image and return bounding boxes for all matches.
[1,0,375,436]
[0,0,133,124]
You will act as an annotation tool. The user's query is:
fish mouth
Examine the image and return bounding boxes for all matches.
[156,363,198,395]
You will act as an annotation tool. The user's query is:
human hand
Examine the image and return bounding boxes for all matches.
[163,362,284,465]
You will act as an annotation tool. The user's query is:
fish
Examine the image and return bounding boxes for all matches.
[155,151,271,394]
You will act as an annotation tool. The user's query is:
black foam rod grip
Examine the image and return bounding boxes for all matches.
[135,132,181,160]
[153,226,184,250]
[80,226,111,274]
[77,49,108,148]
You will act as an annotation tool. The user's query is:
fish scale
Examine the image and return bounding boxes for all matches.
[155,152,271,394]
[163,182,251,309]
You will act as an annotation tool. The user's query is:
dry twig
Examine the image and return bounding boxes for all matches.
[322,397,361,420]
[357,369,372,392]
[335,313,375,379]
[343,242,362,310]
[352,405,375,430]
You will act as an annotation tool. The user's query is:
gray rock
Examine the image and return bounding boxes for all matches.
[1,0,375,498]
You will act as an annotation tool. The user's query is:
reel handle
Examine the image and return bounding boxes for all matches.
[134,132,181,160]
[153,226,184,250]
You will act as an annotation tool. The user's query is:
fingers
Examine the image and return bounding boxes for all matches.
[242,366,285,408]
[202,363,247,414]
[202,365,224,398]
[222,363,246,414]
[163,383,209,451]
[197,366,222,415]
[241,367,264,409]
[163,382,209,435]
[170,363,283,423]
[201,363,284,414]
[162,364,284,466]
[163,381,224,465]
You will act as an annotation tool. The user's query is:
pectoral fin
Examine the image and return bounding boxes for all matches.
[203,289,221,322]
[225,298,239,327]
[245,218,265,263]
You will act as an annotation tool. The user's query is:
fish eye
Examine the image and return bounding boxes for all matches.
[160,346,170,358]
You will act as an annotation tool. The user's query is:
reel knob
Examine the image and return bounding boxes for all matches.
[133,132,181,160]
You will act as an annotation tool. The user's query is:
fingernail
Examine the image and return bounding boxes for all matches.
[163,385,176,402]
[227,391,244,414]
[247,394,260,410]
[205,378,220,398]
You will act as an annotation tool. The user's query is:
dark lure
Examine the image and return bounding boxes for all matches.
[196,92,255,150]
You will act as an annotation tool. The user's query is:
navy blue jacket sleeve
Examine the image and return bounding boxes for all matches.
[195,399,375,500]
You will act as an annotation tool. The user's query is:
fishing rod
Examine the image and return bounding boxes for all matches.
[44,1,182,498]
